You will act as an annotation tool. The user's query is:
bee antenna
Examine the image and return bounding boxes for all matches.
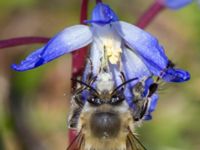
[71,78,99,94]
[112,77,138,94]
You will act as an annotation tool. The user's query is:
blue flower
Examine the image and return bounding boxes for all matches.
[13,2,189,82]
[160,0,193,9]
[12,2,190,119]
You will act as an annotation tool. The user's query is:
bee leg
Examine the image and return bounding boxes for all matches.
[68,107,82,128]
[120,71,126,83]
[83,57,98,87]
[133,99,148,121]
[74,94,84,108]
[147,82,158,97]
[86,57,94,82]
[71,83,86,108]
[139,99,149,120]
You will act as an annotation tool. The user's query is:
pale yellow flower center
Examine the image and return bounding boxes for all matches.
[104,38,122,64]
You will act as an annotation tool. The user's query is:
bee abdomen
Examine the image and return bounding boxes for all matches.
[90,112,121,139]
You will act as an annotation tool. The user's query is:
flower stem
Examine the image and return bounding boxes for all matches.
[0,37,49,49]
[136,1,165,29]
[69,0,89,145]
[72,0,89,77]
[68,129,79,146]
[80,0,89,24]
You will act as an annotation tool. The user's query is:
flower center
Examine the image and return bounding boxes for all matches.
[93,24,122,65]
[104,38,122,64]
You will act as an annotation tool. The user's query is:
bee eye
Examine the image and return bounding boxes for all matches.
[109,95,124,105]
[88,97,103,106]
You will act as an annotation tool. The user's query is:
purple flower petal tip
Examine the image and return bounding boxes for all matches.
[11,57,45,72]
[11,64,22,71]
[149,94,159,112]
[12,64,25,72]
[143,115,152,120]
[162,68,190,82]
[86,2,118,25]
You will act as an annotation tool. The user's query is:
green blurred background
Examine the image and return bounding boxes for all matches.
[0,0,200,150]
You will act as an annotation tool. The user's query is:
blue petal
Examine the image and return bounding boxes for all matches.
[162,68,190,82]
[122,47,151,81]
[143,115,152,120]
[113,21,168,77]
[12,25,93,71]
[113,21,190,83]
[85,2,118,25]
[124,87,134,106]
[81,90,90,102]
[164,0,193,9]
[148,94,159,113]
[82,42,102,82]
[109,64,122,86]
[12,47,43,71]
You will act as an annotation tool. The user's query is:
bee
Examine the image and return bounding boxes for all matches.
[131,60,177,122]
[66,43,164,150]
[67,55,175,150]
[131,76,159,122]
[67,67,149,150]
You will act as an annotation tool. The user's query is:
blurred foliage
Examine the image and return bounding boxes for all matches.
[0,0,200,150]
[0,0,38,9]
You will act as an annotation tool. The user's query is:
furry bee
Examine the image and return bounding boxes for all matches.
[66,43,164,150]
[67,67,151,150]
[67,55,175,150]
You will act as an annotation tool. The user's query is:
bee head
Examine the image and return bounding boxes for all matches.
[72,77,138,140]
[71,77,138,106]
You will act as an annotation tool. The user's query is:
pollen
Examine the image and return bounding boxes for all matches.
[104,38,122,64]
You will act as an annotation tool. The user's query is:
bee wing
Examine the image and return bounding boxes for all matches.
[127,131,147,150]
[66,131,85,150]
